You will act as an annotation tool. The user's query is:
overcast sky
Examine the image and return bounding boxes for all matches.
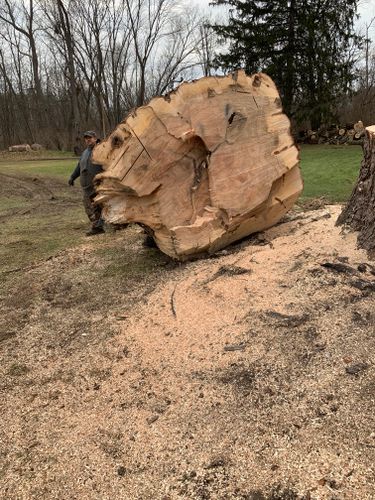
[358,0,375,29]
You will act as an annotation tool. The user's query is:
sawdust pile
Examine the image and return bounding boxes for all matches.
[1,206,375,499]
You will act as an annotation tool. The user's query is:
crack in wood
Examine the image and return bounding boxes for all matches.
[119,149,145,182]
[275,197,287,209]
[128,125,152,160]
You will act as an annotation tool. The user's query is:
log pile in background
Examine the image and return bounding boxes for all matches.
[8,144,32,152]
[8,143,44,152]
[93,71,303,261]
[299,121,366,146]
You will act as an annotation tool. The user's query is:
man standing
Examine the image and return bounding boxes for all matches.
[68,130,104,236]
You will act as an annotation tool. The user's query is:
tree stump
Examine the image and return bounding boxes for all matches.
[337,126,375,257]
[93,70,303,260]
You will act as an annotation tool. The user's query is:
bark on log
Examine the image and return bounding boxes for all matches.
[337,126,375,256]
[93,71,303,260]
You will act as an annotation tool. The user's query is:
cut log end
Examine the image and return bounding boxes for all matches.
[93,70,303,260]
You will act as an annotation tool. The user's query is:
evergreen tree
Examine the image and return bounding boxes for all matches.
[210,0,362,128]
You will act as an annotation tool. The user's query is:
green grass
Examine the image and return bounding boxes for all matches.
[0,145,364,277]
[0,207,87,274]
[0,149,76,162]
[0,196,28,211]
[0,145,363,202]
[0,158,86,276]
[0,158,77,178]
[299,144,362,202]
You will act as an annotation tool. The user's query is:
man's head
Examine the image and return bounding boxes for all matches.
[83,130,98,148]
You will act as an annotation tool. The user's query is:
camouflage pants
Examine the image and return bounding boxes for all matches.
[83,192,103,229]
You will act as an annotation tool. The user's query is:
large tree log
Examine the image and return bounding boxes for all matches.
[93,71,303,260]
[337,126,375,257]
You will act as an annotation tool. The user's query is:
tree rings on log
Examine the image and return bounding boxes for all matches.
[93,70,303,260]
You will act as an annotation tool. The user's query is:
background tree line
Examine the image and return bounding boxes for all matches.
[210,0,368,130]
[0,0,374,151]
[0,0,215,150]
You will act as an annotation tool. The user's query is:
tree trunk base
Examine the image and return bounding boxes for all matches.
[337,126,375,258]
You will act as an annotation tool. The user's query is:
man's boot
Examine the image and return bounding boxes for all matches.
[86,226,105,236]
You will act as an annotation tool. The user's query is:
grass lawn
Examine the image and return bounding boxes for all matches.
[0,157,172,297]
[0,158,86,276]
[0,144,363,276]
[0,149,75,162]
[0,142,363,198]
[299,144,362,202]
[0,157,77,178]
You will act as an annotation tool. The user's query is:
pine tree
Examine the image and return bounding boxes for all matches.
[210,0,362,128]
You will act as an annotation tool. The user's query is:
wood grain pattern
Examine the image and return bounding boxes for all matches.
[93,71,303,260]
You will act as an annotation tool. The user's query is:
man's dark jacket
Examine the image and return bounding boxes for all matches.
[70,145,103,196]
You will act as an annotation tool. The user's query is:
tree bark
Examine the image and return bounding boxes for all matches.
[337,126,375,257]
[93,71,303,260]
[56,0,80,150]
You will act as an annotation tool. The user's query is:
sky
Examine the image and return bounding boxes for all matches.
[357,0,375,30]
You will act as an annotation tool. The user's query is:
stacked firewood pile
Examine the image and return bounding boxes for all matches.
[8,143,44,152]
[298,121,366,145]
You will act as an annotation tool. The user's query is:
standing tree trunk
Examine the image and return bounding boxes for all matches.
[337,126,375,256]
[93,71,303,261]
[56,0,80,150]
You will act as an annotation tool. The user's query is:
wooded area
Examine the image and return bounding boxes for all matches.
[0,0,215,150]
[210,0,364,129]
[0,0,374,151]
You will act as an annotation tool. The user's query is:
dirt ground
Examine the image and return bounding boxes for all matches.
[1,196,375,499]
